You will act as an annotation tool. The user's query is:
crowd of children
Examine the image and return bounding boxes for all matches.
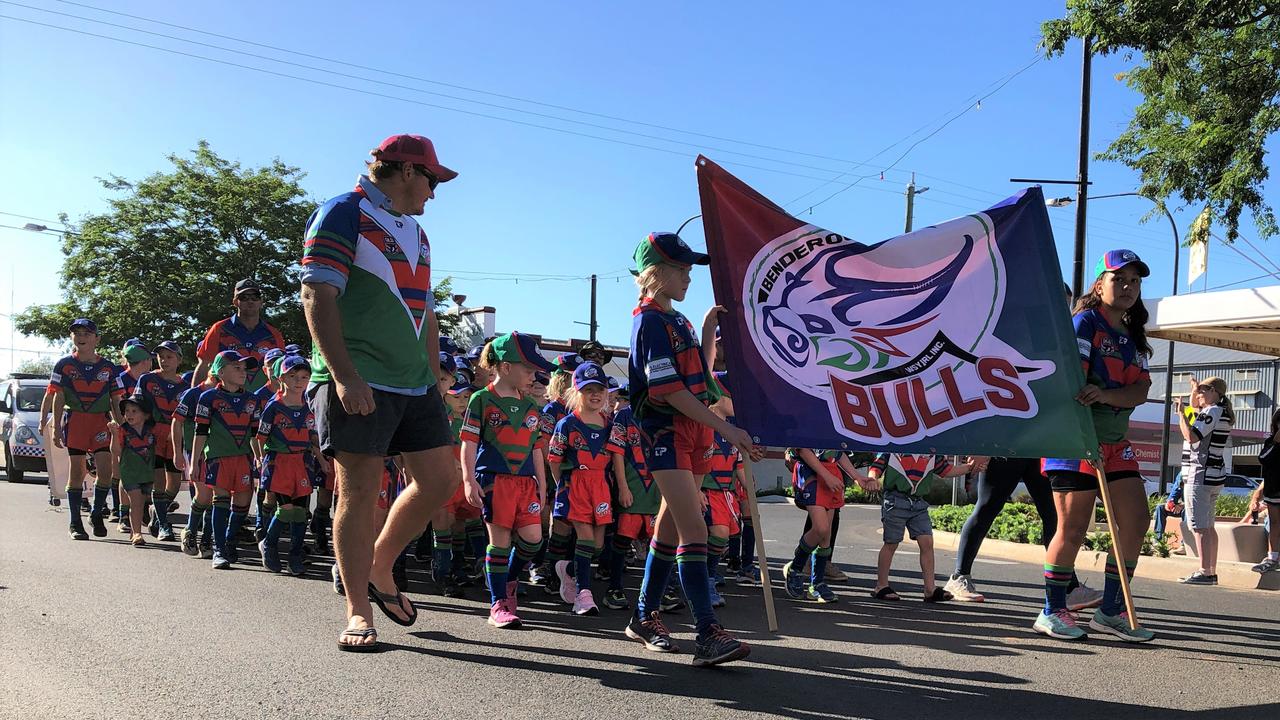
[37,240,1202,661]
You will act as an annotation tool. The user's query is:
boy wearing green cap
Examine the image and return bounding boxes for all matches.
[110,342,154,533]
[112,394,158,548]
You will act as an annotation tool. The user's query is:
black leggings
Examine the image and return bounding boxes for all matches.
[954,457,1057,576]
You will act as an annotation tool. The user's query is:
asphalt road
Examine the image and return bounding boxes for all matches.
[1,477,1277,720]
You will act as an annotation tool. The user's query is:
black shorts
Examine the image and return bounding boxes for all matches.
[152,456,180,473]
[1262,471,1280,506]
[1048,469,1141,493]
[309,382,453,458]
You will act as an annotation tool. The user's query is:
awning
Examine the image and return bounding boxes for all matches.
[1146,285,1280,357]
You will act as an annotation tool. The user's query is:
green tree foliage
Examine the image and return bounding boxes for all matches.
[13,358,55,376]
[15,141,456,362]
[1042,1,1280,241]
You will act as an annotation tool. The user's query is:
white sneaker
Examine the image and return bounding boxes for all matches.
[555,560,577,605]
[1066,582,1103,611]
[944,574,985,602]
[573,588,599,616]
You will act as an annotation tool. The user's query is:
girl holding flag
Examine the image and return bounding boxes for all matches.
[1036,250,1156,642]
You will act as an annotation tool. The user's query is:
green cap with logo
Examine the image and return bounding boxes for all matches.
[488,332,556,372]
[631,232,710,276]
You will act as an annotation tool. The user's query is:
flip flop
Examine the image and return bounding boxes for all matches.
[368,583,417,627]
[337,627,379,653]
[923,588,954,603]
[872,586,901,601]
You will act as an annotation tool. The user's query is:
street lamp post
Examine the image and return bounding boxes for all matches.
[1047,192,1181,494]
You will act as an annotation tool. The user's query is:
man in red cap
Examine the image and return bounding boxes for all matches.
[300,134,460,651]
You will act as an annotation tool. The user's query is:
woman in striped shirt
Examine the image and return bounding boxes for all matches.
[1176,376,1234,586]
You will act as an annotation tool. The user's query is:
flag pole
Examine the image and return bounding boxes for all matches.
[738,458,779,632]
[1092,459,1138,629]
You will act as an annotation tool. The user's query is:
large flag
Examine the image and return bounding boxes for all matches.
[696,156,1098,459]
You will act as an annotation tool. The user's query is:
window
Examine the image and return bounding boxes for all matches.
[1172,372,1195,385]
[1232,392,1258,410]
[1235,369,1259,380]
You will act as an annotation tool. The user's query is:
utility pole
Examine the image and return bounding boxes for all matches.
[1071,35,1094,299]
[588,274,598,342]
[904,172,929,233]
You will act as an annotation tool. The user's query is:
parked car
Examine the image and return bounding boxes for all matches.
[1144,472,1259,499]
[0,374,49,482]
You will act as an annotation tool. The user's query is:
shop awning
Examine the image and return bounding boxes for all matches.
[1146,285,1280,357]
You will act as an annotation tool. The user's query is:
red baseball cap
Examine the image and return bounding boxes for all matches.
[370,134,458,183]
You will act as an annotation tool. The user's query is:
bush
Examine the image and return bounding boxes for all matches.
[928,504,971,533]
[1216,494,1252,518]
[844,484,882,505]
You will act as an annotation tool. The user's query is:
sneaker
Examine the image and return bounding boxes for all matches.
[528,565,548,586]
[488,601,522,629]
[944,574,985,603]
[131,534,146,547]
[1179,570,1217,585]
[824,563,849,583]
[90,512,107,538]
[692,625,750,667]
[1033,609,1087,640]
[807,582,838,603]
[725,556,742,574]
[149,516,160,538]
[254,527,267,543]
[157,527,176,542]
[708,579,726,608]
[441,580,464,599]
[331,563,345,596]
[286,555,305,577]
[554,560,577,605]
[602,588,629,610]
[594,566,612,582]
[660,588,685,613]
[542,569,561,595]
[573,589,599,616]
[734,565,758,586]
[1066,582,1104,611]
[1089,609,1155,643]
[506,581,520,614]
[1251,557,1280,573]
[181,528,198,556]
[211,552,231,570]
[224,546,239,564]
[168,501,179,514]
[199,540,214,560]
[782,560,806,599]
[119,518,131,534]
[712,571,726,589]
[625,611,677,653]
[259,540,282,573]
[108,512,120,523]
[69,523,89,541]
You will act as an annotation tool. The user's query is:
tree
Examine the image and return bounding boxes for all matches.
[13,358,55,376]
[1042,1,1280,241]
[16,141,457,361]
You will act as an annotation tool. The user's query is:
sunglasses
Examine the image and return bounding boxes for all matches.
[413,165,440,190]
[237,292,263,301]
[1195,384,1217,393]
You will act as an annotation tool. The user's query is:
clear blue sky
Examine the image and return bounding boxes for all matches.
[1,1,1276,375]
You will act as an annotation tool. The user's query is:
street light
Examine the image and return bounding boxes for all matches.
[1047,191,1181,494]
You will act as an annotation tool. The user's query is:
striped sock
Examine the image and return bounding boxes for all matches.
[811,545,833,586]
[188,502,208,535]
[636,540,676,619]
[676,543,715,636]
[707,534,729,578]
[548,530,573,564]
[67,489,83,526]
[1043,563,1073,613]
[432,530,453,581]
[791,537,816,570]
[92,484,110,514]
[465,519,487,562]
[740,518,756,566]
[609,533,632,591]
[1101,556,1137,616]
[511,536,541,580]
[485,545,511,603]
[575,539,596,591]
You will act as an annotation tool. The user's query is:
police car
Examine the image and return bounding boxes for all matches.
[0,373,48,482]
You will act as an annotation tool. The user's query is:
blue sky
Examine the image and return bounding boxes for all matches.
[1,1,1276,375]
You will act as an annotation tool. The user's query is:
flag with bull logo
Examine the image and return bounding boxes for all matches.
[696,156,1098,459]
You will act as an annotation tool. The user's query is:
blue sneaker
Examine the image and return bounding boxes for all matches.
[258,540,282,573]
[806,582,838,603]
[211,552,231,570]
[1089,609,1155,643]
[708,578,726,608]
[713,571,726,589]
[735,564,758,585]
[1033,609,1087,640]
[782,560,805,599]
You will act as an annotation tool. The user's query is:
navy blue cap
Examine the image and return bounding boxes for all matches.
[631,231,710,276]
[70,317,98,333]
[466,344,485,362]
[448,379,473,395]
[439,352,457,375]
[119,393,152,416]
[616,382,630,400]
[155,340,182,356]
[554,353,583,373]
[534,371,550,385]
[262,348,285,365]
[280,355,311,374]
[283,343,303,356]
[573,362,608,390]
[440,336,460,355]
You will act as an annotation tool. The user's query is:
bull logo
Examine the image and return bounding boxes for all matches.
[743,215,1054,445]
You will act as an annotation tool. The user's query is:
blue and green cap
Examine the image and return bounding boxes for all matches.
[1094,249,1150,279]
[489,332,556,372]
[631,232,709,276]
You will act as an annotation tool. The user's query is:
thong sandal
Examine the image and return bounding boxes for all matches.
[368,583,418,627]
[923,588,954,603]
[337,627,379,653]
[872,586,901,601]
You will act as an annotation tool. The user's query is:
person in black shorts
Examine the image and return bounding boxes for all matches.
[1251,408,1280,573]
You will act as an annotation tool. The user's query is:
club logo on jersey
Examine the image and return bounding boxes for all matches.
[95,430,109,443]
[96,370,112,382]
[595,502,610,516]
[523,415,539,430]
[528,501,542,514]
[742,216,1054,446]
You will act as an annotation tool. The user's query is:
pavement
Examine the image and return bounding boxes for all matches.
[2,476,1278,720]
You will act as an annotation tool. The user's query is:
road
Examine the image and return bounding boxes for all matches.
[1,477,1276,720]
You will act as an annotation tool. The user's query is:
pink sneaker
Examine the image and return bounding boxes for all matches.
[506,581,519,613]
[573,588,599,616]
[488,601,521,629]
[555,560,577,605]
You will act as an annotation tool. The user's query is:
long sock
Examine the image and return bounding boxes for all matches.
[511,536,541,580]
[288,514,307,561]
[791,537,816,572]
[547,529,573,564]
[707,534,729,579]
[635,540,676,619]
[110,485,120,514]
[598,526,615,571]
[211,499,231,554]
[432,530,454,582]
[265,506,285,551]
[188,501,208,535]
[152,491,170,530]
[609,534,631,591]
[485,545,511,603]
[465,519,487,563]
[202,506,214,545]
[92,484,110,514]
[227,508,248,551]
[575,539,595,590]
[254,490,267,532]
[1043,563,1073,614]
[1066,572,1082,593]
[67,488,84,526]
[1100,555,1137,616]
[451,533,467,563]
[740,518,756,566]
[187,481,195,501]
[724,533,742,564]
[811,545,832,586]
[120,503,131,526]
[676,543,715,636]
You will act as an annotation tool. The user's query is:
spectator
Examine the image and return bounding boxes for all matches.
[1176,376,1234,586]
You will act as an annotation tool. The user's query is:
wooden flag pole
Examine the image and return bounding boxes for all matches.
[738,459,779,632]
[1092,460,1138,629]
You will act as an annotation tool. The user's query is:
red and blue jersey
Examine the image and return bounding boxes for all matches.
[48,355,116,414]
[702,429,741,491]
[256,399,316,455]
[135,372,186,425]
[113,369,146,400]
[548,411,622,485]
[197,315,285,392]
[628,297,713,422]
[1074,308,1151,443]
[789,449,844,489]
[538,399,567,451]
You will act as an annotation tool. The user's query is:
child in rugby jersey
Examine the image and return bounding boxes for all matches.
[603,384,661,610]
[537,353,582,593]
[549,362,624,616]
[255,355,322,576]
[173,377,214,557]
[191,350,263,570]
[135,340,186,541]
[868,452,980,602]
[110,342,154,533]
[111,394,158,547]
[252,347,285,542]
[459,332,556,629]
[784,448,872,603]
[627,232,761,667]
[701,371,757,607]
[430,353,474,598]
